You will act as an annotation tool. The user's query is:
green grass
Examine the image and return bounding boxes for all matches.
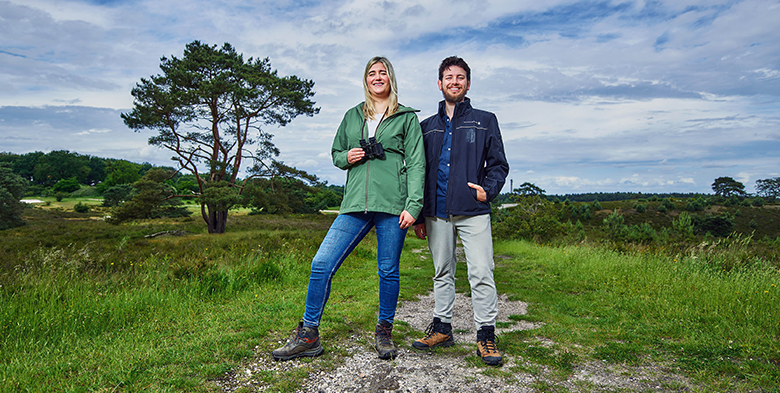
[493,240,780,390]
[1,210,779,391]
[0,210,434,392]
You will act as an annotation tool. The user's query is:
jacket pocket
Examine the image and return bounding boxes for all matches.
[397,160,407,200]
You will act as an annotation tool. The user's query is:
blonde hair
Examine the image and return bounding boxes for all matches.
[362,56,399,119]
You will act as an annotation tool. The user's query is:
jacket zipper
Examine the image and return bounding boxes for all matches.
[364,109,391,213]
[444,116,454,216]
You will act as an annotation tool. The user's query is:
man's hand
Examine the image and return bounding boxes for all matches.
[399,210,415,230]
[413,223,426,239]
[467,182,487,202]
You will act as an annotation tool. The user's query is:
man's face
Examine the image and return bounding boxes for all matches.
[438,65,470,103]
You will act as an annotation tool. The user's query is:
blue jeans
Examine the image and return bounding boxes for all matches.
[302,212,408,327]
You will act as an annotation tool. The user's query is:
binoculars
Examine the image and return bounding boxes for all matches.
[359,137,385,162]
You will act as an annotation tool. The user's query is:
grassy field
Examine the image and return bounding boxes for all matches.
[1,205,779,392]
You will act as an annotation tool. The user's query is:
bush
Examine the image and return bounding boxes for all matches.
[626,222,656,244]
[672,212,694,238]
[685,200,705,212]
[242,177,316,215]
[25,184,46,197]
[0,164,28,230]
[657,204,667,213]
[603,210,627,241]
[635,203,647,213]
[102,184,134,207]
[73,202,89,213]
[578,204,592,220]
[751,197,765,207]
[69,186,101,198]
[493,195,567,243]
[592,200,602,211]
[661,198,676,211]
[109,169,192,223]
[51,177,81,194]
[692,213,735,237]
[724,195,741,207]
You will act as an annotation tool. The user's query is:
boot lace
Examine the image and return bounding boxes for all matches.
[478,333,499,354]
[420,320,437,340]
[376,324,393,346]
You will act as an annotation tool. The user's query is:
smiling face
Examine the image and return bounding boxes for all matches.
[438,65,470,104]
[366,62,391,99]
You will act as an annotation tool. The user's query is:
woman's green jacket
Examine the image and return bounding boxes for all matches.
[331,102,425,218]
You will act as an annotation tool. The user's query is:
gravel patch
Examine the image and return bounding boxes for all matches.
[213,291,695,392]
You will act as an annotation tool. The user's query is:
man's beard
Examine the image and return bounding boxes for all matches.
[442,84,468,103]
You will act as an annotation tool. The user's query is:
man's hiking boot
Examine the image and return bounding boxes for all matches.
[412,317,454,350]
[476,325,502,366]
[272,321,323,361]
[375,320,397,360]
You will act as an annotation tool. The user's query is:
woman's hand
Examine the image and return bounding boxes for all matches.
[347,148,365,165]
[467,182,487,202]
[398,210,415,230]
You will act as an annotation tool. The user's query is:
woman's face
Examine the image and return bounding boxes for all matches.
[366,62,390,99]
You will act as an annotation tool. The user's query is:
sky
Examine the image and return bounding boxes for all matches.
[1,0,779,195]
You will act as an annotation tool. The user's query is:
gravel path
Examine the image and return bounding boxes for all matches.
[214,292,695,392]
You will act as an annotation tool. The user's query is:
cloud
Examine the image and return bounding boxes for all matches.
[1,0,780,195]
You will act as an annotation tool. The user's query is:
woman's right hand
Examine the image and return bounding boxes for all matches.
[347,147,366,165]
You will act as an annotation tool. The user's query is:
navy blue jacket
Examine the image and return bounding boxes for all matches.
[418,98,509,219]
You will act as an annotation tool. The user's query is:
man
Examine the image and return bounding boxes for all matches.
[412,56,509,366]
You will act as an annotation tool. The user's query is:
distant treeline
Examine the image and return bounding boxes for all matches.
[546,192,710,202]
[1,150,170,194]
[0,150,751,207]
[493,192,709,205]
[0,150,346,217]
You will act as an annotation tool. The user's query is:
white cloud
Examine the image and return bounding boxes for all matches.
[1,0,779,195]
[75,128,111,136]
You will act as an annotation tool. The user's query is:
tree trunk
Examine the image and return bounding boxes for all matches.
[205,205,229,234]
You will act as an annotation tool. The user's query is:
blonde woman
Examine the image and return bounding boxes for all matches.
[272,57,424,360]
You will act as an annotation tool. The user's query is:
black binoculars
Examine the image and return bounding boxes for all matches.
[359,137,385,162]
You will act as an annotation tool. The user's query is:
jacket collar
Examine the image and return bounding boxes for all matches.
[357,102,420,119]
[437,97,472,120]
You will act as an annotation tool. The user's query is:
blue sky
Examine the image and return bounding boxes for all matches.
[1,0,779,195]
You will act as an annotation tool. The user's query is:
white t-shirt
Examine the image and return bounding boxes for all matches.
[366,109,387,137]
[366,116,381,137]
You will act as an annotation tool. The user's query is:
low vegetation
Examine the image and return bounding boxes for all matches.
[493,194,780,268]
[1,199,778,391]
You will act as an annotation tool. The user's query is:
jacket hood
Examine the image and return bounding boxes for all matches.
[349,102,420,120]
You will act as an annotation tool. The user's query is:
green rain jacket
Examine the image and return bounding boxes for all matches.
[332,102,425,218]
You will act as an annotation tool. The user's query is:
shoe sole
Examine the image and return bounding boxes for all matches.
[377,349,398,360]
[476,349,502,366]
[272,345,324,361]
[412,339,455,350]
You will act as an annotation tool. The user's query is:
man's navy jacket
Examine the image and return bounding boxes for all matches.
[418,98,509,219]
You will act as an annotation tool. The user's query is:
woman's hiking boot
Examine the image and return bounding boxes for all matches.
[375,320,397,359]
[412,317,454,350]
[476,325,502,366]
[272,321,324,361]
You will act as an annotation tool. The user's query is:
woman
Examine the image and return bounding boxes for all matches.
[272,57,425,361]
